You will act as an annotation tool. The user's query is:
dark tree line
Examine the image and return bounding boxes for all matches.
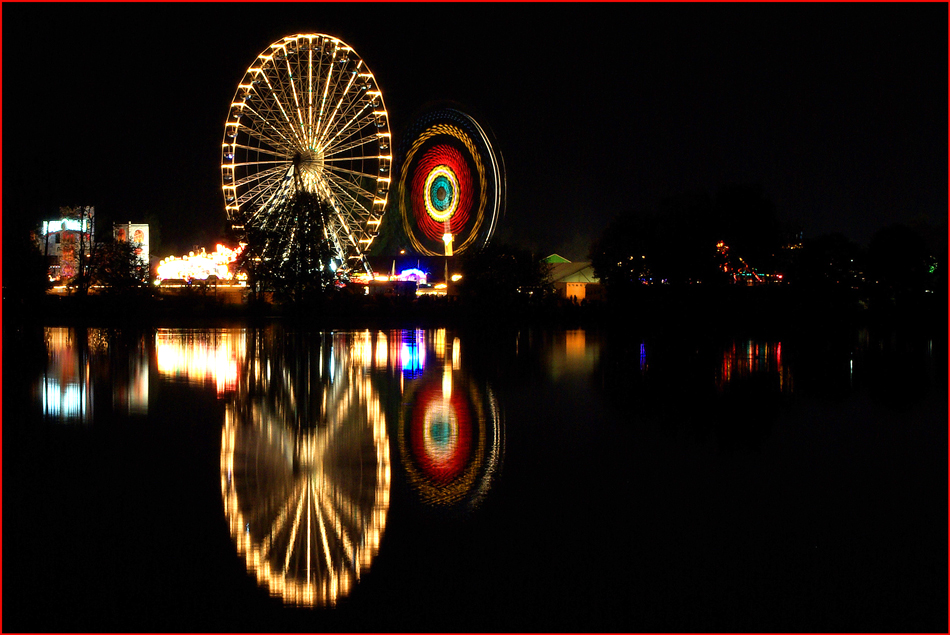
[89,239,150,295]
[590,185,786,294]
[456,243,553,301]
[590,184,943,307]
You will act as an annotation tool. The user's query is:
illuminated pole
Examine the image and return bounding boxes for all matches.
[443,219,453,295]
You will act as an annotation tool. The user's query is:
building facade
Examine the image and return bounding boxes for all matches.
[37,206,95,282]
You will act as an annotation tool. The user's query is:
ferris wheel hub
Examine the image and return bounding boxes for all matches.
[293,150,325,192]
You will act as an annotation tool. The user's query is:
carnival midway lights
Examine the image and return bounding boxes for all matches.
[155,244,246,284]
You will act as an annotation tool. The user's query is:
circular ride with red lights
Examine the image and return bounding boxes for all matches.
[397,107,505,256]
[398,367,503,510]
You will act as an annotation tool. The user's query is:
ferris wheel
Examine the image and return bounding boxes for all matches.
[222,34,392,275]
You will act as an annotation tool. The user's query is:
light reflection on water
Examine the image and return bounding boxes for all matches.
[30,324,939,611]
[546,329,601,379]
[397,360,504,510]
[221,330,390,607]
[155,329,243,396]
[37,326,149,422]
[716,339,792,394]
[149,326,502,605]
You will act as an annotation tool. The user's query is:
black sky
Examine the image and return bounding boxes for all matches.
[3,2,946,260]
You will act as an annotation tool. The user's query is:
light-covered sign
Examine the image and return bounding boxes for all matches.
[42,218,91,235]
[114,223,149,264]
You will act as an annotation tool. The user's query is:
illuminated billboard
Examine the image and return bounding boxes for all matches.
[114,223,149,264]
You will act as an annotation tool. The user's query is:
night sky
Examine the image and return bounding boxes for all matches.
[3,2,946,261]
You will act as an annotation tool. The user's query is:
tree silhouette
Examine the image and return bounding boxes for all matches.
[867,224,933,294]
[457,243,552,300]
[89,238,149,295]
[236,191,339,304]
[590,185,784,298]
[3,226,50,302]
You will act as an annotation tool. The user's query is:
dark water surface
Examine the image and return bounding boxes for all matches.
[4,322,946,632]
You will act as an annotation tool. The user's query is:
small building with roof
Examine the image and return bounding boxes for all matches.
[545,254,602,303]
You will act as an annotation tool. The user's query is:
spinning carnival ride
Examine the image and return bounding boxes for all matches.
[397,108,505,256]
[222,34,391,276]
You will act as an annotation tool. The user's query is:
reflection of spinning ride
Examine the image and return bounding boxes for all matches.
[221,34,392,276]
[221,330,390,606]
[397,107,505,256]
[398,361,503,510]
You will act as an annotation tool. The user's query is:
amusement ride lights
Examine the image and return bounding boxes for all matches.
[221,34,391,277]
[156,244,244,283]
[397,338,503,510]
[398,108,505,257]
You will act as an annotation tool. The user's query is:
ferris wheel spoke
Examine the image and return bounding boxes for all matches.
[258,66,306,150]
[323,163,379,190]
[231,143,289,160]
[321,134,379,159]
[324,154,385,164]
[313,55,336,147]
[238,114,298,157]
[311,483,335,574]
[257,480,307,558]
[323,169,376,206]
[306,46,316,145]
[315,58,364,147]
[317,67,361,149]
[241,176,292,216]
[313,483,359,570]
[283,58,308,135]
[326,91,379,148]
[316,475,368,532]
[233,164,289,190]
[318,98,374,151]
[243,104,303,154]
[283,482,309,574]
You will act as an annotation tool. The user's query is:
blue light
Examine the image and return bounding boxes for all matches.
[398,268,427,283]
[401,329,425,378]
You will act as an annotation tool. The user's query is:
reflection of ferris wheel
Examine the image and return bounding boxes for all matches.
[221,331,390,607]
[397,107,505,256]
[398,365,503,511]
[221,34,392,275]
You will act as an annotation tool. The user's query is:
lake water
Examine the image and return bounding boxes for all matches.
[3,321,946,632]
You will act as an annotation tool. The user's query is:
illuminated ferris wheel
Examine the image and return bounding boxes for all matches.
[221,34,392,275]
[397,107,505,256]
